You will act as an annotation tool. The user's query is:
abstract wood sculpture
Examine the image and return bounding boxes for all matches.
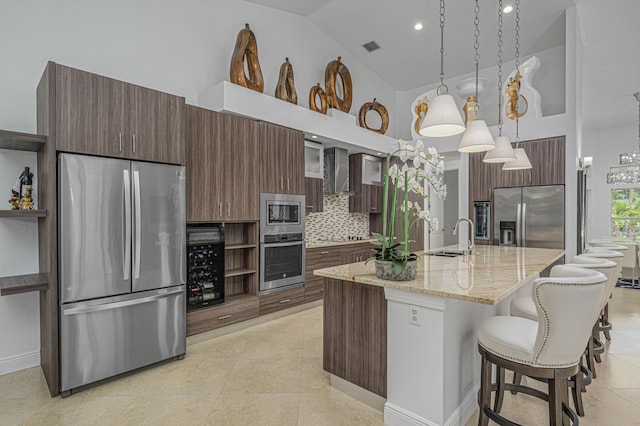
[230,23,264,93]
[309,83,328,114]
[358,98,389,134]
[505,72,528,120]
[325,56,352,113]
[413,97,429,135]
[275,58,298,104]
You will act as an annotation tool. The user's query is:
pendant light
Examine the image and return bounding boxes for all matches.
[484,0,516,163]
[419,0,465,137]
[502,0,532,171]
[606,92,640,184]
[458,0,495,153]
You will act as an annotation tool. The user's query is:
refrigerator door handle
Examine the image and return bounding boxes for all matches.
[62,288,184,316]
[516,203,522,246]
[133,170,142,279]
[123,170,131,280]
[522,202,527,247]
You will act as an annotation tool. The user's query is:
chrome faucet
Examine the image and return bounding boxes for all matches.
[453,218,475,254]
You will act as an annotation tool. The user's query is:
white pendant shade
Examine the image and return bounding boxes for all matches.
[502,147,532,170]
[457,119,496,153]
[419,94,466,137]
[483,136,516,163]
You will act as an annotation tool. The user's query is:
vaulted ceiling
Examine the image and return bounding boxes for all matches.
[245,0,640,130]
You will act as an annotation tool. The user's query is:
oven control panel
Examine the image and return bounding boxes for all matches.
[263,232,304,243]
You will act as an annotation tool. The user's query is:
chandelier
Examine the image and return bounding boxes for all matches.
[607,92,640,184]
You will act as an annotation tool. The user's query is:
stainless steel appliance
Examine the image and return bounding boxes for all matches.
[260,193,305,294]
[187,224,224,310]
[473,201,491,240]
[58,153,186,395]
[260,193,305,235]
[493,185,565,249]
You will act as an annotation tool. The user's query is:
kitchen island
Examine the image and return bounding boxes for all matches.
[314,245,564,426]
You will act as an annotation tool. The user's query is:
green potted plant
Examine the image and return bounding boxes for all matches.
[370,140,446,280]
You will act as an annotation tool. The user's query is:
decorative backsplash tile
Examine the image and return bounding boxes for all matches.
[306,194,369,241]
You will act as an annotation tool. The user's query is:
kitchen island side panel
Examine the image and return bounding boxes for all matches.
[323,278,387,397]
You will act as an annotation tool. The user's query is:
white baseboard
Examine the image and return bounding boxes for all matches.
[384,402,439,426]
[0,350,40,376]
[445,384,480,426]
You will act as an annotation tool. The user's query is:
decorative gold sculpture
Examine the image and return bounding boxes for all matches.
[413,97,429,134]
[358,98,389,134]
[230,23,264,93]
[18,187,34,211]
[505,72,528,120]
[309,83,328,114]
[275,58,298,104]
[324,56,353,113]
[463,96,478,126]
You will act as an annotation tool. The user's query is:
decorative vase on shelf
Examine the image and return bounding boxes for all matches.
[374,259,418,281]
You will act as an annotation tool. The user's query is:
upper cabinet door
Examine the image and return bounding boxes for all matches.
[259,122,305,194]
[523,136,566,186]
[285,128,305,195]
[223,114,259,220]
[56,65,127,158]
[185,106,224,222]
[129,85,185,165]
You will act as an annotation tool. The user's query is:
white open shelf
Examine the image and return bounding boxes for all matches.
[198,81,395,155]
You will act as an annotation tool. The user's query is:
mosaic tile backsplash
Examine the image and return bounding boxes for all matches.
[305,194,370,241]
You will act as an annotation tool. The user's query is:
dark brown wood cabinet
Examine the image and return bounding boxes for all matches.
[259,286,305,316]
[349,154,383,213]
[304,177,324,213]
[55,63,184,165]
[468,135,566,241]
[186,106,259,222]
[259,121,305,195]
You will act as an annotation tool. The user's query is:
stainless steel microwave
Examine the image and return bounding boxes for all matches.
[259,193,306,235]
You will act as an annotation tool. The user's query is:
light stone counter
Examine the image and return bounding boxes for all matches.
[317,244,565,426]
[313,245,564,305]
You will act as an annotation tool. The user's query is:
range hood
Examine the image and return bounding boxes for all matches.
[323,147,352,195]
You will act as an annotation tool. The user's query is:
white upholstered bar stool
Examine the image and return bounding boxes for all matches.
[590,241,637,286]
[583,247,625,343]
[477,266,607,426]
[508,257,617,416]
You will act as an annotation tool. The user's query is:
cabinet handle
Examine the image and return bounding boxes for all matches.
[370,207,377,210]
[287,178,290,191]
[281,177,284,191]
[218,314,231,320]
[119,133,122,152]
[279,299,291,304]
[219,202,223,217]
[529,171,532,184]
[228,202,231,217]
[132,134,136,153]
[320,251,329,254]
[306,205,314,209]
[320,288,324,292]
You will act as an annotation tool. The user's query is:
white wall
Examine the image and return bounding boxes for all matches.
[583,125,636,240]
[0,0,398,375]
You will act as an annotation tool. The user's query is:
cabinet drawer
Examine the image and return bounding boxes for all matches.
[259,287,305,316]
[186,296,259,336]
[304,285,325,303]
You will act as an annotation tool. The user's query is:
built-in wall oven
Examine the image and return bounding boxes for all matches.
[260,193,306,294]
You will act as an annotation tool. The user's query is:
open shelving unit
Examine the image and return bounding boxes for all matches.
[0,129,49,296]
[224,222,258,296]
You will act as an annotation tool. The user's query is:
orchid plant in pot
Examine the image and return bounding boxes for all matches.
[370,140,446,280]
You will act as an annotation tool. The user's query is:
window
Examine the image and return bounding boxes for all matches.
[611,188,640,238]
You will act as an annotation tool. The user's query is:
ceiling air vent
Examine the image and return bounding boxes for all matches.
[362,41,380,53]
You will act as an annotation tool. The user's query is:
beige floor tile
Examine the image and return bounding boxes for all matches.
[0,397,52,425]
[223,356,303,394]
[300,357,330,393]
[205,392,299,426]
[0,367,50,400]
[21,395,133,426]
[111,394,215,426]
[298,389,384,426]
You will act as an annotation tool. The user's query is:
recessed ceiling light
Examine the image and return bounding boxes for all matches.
[414,22,423,31]
[503,5,513,13]
[311,135,318,139]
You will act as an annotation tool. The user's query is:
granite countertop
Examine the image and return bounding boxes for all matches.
[312,245,565,305]
[306,238,377,249]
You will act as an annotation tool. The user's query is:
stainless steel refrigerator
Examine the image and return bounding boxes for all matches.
[58,153,186,395]
[493,185,565,249]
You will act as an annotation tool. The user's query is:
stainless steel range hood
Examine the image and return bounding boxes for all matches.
[323,147,352,195]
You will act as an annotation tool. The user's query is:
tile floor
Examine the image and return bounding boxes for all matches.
[1,287,640,425]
